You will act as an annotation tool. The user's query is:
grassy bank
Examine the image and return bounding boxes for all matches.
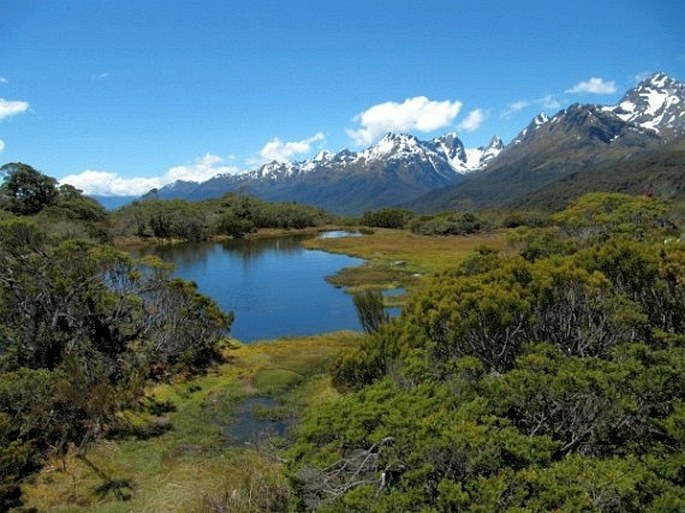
[19,333,362,513]
[304,228,507,292]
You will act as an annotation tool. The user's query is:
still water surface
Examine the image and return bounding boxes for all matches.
[132,233,364,342]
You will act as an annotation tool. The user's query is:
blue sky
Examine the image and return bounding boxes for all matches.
[1,0,684,196]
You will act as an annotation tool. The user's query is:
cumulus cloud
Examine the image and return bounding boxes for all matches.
[60,153,240,196]
[258,132,325,163]
[59,170,161,197]
[165,153,240,182]
[0,98,29,120]
[347,96,463,145]
[566,77,617,94]
[0,139,5,152]
[457,109,487,132]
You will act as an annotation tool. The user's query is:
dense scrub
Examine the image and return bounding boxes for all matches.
[111,192,334,240]
[289,193,685,512]
[360,208,415,229]
[0,164,232,510]
[410,211,486,236]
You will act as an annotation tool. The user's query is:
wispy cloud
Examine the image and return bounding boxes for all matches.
[505,100,529,115]
[60,153,240,196]
[502,94,561,119]
[91,72,110,81]
[633,72,652,84]
[457,109,487,132]
[0,77,8,84]
[0,139,5,152]
[566,77,616,94]
[257,132,326,163]
[0,98,30,120]
[347,96,463,146]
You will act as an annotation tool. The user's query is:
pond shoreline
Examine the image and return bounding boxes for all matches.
[113,224,351,249]
[128,230,366,342]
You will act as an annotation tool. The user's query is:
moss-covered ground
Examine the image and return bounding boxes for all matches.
[19,333,361,513]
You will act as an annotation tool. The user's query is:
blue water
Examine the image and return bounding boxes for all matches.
[132,233,365,342]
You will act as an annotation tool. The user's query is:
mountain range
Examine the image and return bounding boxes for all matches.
[147,72,685,214]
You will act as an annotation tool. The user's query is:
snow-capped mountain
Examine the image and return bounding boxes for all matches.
[151,131,502,214]
[148,73,683,214]
[506,73,685,152]
[604,72,685,137]
[496,73,685,172]
[241,131,501,183]
[513,113,549,144]
[407,73,685,212]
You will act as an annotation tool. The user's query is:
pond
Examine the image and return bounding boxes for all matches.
[222,396,290,446]
[132,232,365,342]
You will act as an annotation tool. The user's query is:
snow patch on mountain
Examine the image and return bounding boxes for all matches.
[604,72,685,135]
[514,113,550,144]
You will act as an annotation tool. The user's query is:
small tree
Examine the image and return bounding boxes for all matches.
[0,162,58,215]
[352,289,389,334]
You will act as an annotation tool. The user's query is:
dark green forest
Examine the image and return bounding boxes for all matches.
[1,162,684,511]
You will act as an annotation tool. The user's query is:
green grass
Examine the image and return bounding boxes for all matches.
[304,228,507,293]
[19,332,361,513]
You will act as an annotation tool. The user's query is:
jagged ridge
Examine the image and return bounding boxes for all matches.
[150,73,684,214]
[151,132,503,214]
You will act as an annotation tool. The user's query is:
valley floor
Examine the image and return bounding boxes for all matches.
[17,229,506,512]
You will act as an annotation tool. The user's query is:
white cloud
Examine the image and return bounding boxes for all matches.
[165,153,240,182]
[566,77,617,94]
[0,98,29,120]
[506,100,529,114]
[346,96,463,145]
[539,94,562,110]
[0,77,8,84]
[59,170,161,196]
[457,109,486,132]
[258,132,325,163]
[634,72,652,84]
[60,153,240,196]
[0,139,5,152]
[91,72,110,81]
[502,95,562,119]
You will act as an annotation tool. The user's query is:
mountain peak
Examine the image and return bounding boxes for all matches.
[487,136,504,151]
[361,132,423,161]
[609,72,685,136]
[379,132,420,144]
[641,71,673,89]
[534,112,549,125]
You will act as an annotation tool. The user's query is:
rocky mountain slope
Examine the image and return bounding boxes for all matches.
[150,133,503,214]
[150,72,683,214]
[409,72,685,212]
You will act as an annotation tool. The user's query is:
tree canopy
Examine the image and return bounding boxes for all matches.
[0,162,58,215]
